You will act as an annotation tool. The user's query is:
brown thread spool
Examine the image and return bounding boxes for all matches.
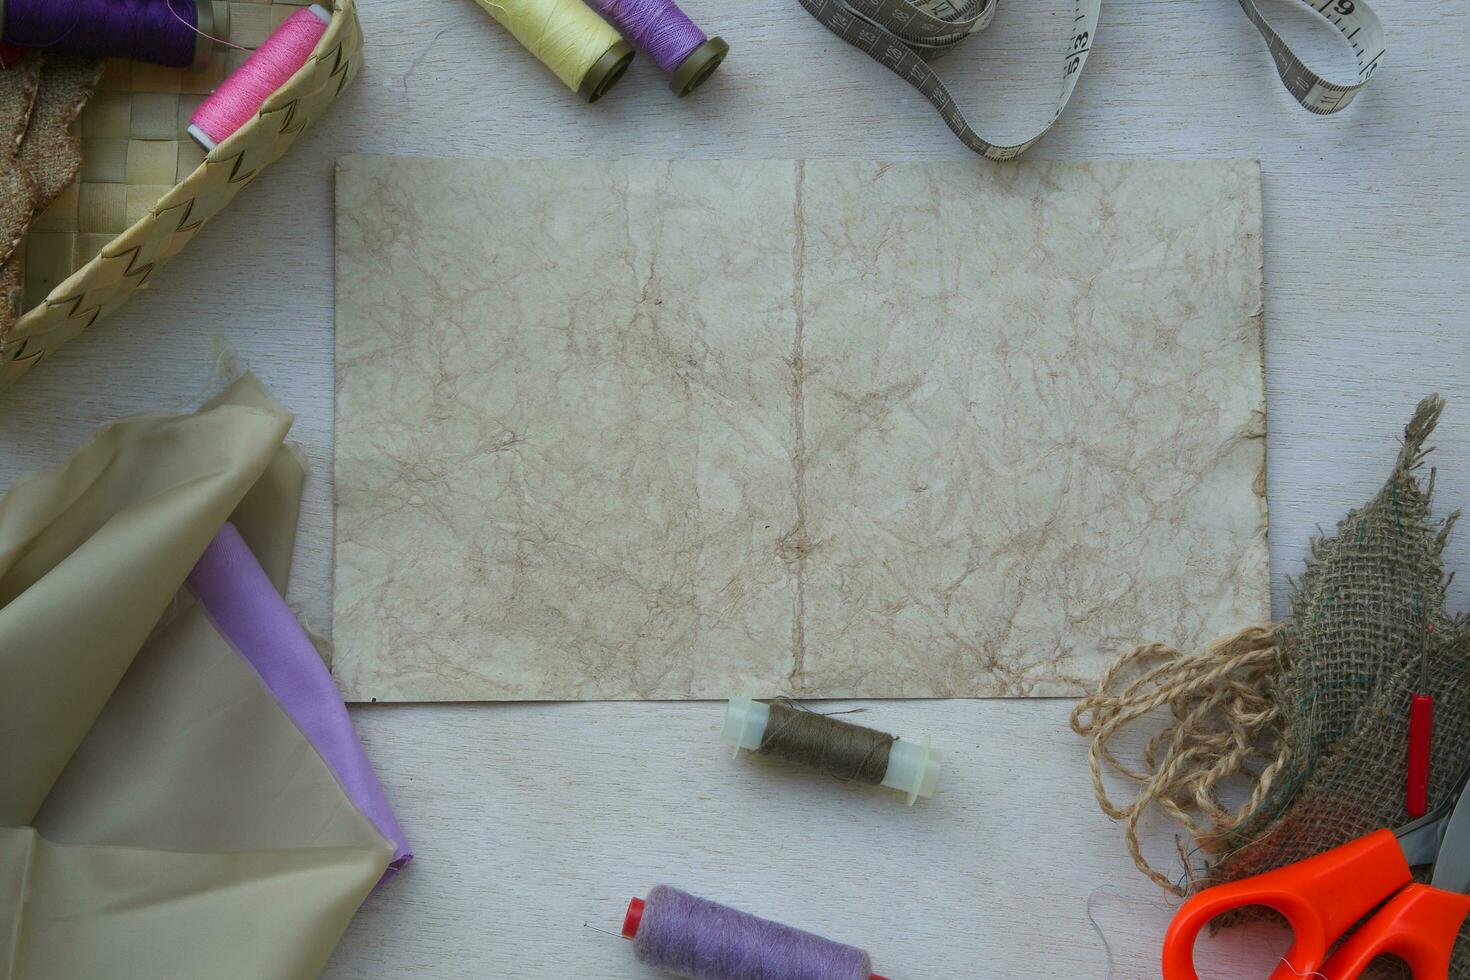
[721,697,941,805]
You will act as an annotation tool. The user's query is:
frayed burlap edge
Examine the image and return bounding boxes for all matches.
[0,55,41,338]
[18,54,105,213]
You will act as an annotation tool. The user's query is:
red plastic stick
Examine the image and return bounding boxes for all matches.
[1407,693,1434,818]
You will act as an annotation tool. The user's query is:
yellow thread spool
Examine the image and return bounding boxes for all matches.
[469,0,634,102]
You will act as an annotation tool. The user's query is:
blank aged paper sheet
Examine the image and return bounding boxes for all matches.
[332,157,1268,702]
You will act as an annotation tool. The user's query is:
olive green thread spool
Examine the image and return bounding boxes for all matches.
[722,697,941,805]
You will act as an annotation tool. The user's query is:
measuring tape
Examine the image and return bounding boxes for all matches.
[797,0,1385,160]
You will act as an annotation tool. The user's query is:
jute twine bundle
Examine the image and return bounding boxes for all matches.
[1074,395,1470,977]
[1070,624,1287,892]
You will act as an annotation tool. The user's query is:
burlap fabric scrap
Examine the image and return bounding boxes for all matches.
[1073,394,1470,978]
[17,55,105,212]
[0,57,41,330]
[0,54,102,340]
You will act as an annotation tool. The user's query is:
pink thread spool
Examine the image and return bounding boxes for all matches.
[187,3,329,151]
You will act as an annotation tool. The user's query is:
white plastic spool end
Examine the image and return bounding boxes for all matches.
[881,736,941,806]
[307,4,333,24]
[721,697,770,759]
[186,124,217,153]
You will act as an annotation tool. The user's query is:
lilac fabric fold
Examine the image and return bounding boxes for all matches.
[187,523,412,881]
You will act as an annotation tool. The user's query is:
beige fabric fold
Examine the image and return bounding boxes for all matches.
[0,829,386,980]
[0,377,394,980]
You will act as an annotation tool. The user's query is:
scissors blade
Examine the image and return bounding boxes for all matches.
[1395,762,1470,872]
[1428,764,1470,893]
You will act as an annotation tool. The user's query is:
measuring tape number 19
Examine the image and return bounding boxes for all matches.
[796,0,1386,160]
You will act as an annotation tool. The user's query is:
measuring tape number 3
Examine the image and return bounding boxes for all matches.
[797,0,1386,159]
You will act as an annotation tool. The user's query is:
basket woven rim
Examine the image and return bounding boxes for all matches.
[13,0,358,334]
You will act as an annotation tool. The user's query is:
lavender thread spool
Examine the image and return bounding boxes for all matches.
[0,0,229,72]
[585,0,726,96]
[623,886,889,980]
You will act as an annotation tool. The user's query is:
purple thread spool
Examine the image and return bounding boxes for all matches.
[0,0,228,72]
[623,886,890,980]
[586,0,726,96]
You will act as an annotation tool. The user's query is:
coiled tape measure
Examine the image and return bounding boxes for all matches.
[798,0,1385,160]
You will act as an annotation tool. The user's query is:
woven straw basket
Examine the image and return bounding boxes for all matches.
[0,0,362,390]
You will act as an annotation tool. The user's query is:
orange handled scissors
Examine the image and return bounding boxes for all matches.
[1162,763,1470,979]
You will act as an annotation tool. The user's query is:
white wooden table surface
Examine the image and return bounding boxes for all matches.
[4,1,1470,976]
